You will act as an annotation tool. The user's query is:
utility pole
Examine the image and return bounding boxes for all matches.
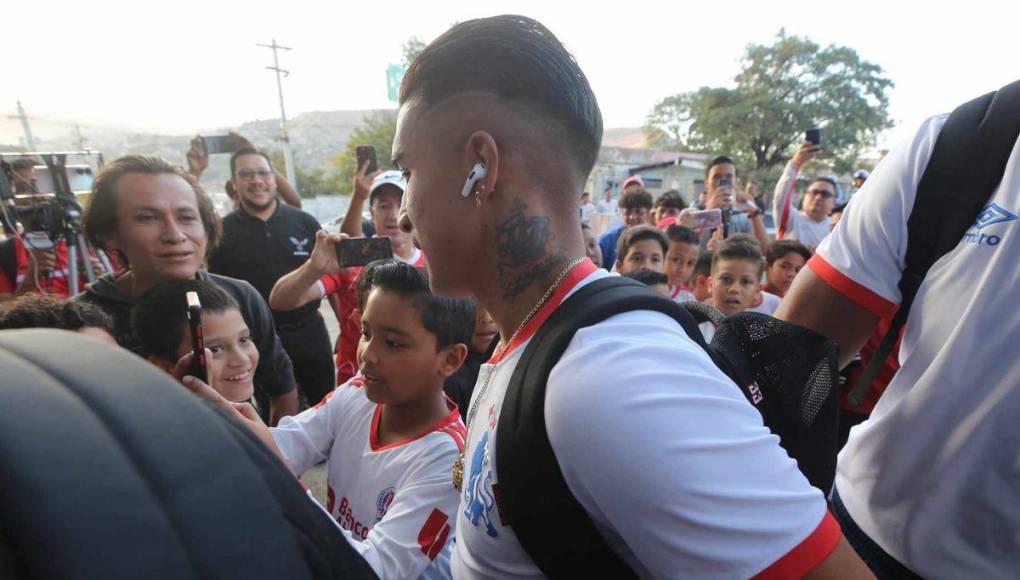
[9,101,37,151]
[257,39,298,191]
[74,124,86,150]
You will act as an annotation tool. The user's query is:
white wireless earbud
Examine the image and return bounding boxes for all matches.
[461,163,488,198]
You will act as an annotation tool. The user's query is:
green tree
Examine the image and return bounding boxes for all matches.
[331,110,399,191]
[644,30,893,176]
[402,36,426,67]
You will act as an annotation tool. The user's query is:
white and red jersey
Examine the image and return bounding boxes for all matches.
[813,113,1020,578]
[747,290,782,316]
[668,284,696,304]
[272,378,464,580]
[452,259,838,579]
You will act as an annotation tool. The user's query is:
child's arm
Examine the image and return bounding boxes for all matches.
[345,452,461,580]
[270,387,345,476]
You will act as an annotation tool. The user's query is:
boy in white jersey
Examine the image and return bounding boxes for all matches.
[185,261,472,580]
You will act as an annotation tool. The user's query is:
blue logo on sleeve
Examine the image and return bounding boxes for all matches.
[973,203,1018,229]
[962,203,1016,247]
[463,430,498,538]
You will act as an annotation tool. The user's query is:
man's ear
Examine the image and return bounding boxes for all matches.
[704,275,715,296]
[437,343,469,379]
[146,355,176,376]
[465,131,499,202]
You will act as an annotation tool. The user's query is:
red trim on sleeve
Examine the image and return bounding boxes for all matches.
[807,254,898,318]
[754,510,841,580]
[777,166,799,240]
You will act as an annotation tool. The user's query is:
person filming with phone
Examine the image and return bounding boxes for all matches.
[185,133,303,209]
[270,161,425,387]
[773,135,833,250]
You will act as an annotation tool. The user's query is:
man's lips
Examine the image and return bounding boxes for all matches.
[157,251,193,261]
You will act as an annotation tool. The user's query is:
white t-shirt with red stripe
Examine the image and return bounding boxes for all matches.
[812,113,1020,578]
[748,291,783,316]
[451,259,839,579]
[272,378,465,580]
[669,284,697,304]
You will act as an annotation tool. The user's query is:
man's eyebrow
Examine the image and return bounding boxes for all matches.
[378,324,411,338]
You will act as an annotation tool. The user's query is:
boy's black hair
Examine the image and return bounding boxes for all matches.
[615,225,669,264]
[131,279,240,363]
[366,261,475,349]
[766,239,812,266]
[355,258,401,312]
[665,224,699,245]
[619,189,653,211]
[655,190,687,211]
[693,251,714,278]
[399,15,602,178]
[706,155,738,177]
[711,234,764,277]
[0,294,113,333]
[624,269,668,287]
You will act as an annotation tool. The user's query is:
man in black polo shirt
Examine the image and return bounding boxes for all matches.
[208,148,334,406]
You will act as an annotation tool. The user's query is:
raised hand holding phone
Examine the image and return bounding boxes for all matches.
[186,291,208,384]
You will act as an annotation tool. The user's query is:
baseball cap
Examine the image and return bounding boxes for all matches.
[369,170,406,204]
[621,175,644,190]
[852,169,870,180]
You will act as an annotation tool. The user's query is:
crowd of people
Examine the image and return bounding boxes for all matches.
[1,13,1016,580]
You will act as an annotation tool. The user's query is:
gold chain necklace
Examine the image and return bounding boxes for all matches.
[452,256,587,491]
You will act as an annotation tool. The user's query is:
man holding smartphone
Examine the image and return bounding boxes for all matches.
[208,148,335,407]
[773,140,834,250]
[270,169,425,386]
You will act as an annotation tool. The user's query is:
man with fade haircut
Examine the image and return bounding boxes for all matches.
[391,14,868,579]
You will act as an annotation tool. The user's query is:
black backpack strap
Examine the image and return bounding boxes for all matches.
[849,79,1020,406]
[495,276,706,579]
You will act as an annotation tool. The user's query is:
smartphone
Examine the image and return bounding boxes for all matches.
[336,237,393,268]
[805,128,821,146]
[203,135,242,155]
[682,208,723,230]
[356,145,378,174]
[186,291,208,383]
[717,178,733,188]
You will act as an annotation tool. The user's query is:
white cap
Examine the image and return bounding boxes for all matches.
[369,170,406,202]
[853,169,870,180]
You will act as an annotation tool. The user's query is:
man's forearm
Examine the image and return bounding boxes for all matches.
[773,161,800,232]
[340,194,366,237]
[269,262,323,311]
[750,213,771,253]
[269,390,300,426]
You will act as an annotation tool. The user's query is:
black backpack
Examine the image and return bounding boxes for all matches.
[496,78,1020,579]
[495,276,840,580]
[0,329,379,580]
